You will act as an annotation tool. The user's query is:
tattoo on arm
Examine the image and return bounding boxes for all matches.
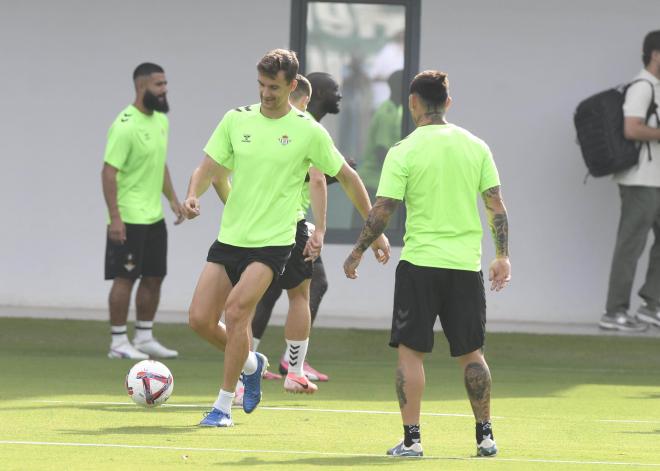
[354,197,399,253]
[482,186,509,257]
[396,367,407,409]
[464,362,491,422]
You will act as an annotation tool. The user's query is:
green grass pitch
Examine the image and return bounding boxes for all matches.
[1,317,659,470]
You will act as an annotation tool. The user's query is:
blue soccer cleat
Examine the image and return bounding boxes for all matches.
[386,440,423,457]
[198,408,233,427]
[242,352,268,414]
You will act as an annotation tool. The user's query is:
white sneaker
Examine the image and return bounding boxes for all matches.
[108,342,149,359]
[133,338,178,358]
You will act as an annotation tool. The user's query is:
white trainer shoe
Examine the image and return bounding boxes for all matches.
[108,342,149,359]
[133,338,178,358]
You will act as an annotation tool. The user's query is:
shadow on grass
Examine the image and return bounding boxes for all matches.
[57,425,198,436]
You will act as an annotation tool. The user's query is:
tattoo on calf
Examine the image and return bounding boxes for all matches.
[396,367,407,409]
[464,362,491,421]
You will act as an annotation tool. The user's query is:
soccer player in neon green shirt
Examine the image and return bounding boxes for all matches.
[250,72,344,383]
[183,50,390,428]
[101,62,184,360]
[344,71,511,457]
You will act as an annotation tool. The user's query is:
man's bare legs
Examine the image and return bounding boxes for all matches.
[396,344,426,424]
[135,276,163,322]
[221,263,274,392]
[188,262,233,351]
[285,279,312,341]
[387,344,425,455]
[109,277,136,326]
[282,279,318,392]
[458,349,491,423]
[458,348,496,456]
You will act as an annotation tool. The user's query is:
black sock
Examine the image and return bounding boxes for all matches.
[403,424,421,447]
[476,421,494,443]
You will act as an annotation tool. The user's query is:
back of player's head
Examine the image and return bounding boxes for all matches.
[290,74,312,100]
[133,62,164,81]
[257,49,299,83]
[409,70,449,109]
[643,30,660,66]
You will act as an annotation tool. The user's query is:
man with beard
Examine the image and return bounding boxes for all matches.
[249,72,344,382]
[102,62,184,359]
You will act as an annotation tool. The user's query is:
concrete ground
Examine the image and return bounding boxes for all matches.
[2,305,660,338]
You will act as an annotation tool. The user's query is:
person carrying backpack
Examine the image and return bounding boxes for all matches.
[601,30,660,332]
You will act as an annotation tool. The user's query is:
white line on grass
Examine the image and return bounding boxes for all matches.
[31,400,660,424]
[0,440,659,468]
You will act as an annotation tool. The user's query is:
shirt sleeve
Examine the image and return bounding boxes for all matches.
[623,81,654,119]
[479,144,501,193]
[204,110,235,169]
[376,146,407,200]
[103,122,132,170]
[308,125,344,177]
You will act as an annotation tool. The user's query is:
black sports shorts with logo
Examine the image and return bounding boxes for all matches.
[277,219,313,290]
[104,219,167,280]
[206,240,294,286]
[389,260,486,357]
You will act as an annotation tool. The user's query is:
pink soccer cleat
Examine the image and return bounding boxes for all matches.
[263,369,283,380]
[284,372,318,394]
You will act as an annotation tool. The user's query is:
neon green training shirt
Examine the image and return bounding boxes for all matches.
[204,104,344,247]
[103,104,169,224]
[358,99,403,189]
[377,123,500,271]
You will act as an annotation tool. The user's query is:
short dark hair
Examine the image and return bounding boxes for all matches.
[291,74,311,100]
[643,30,660,66]
[257,49,299,83]
[409,70,449,108]
[133,62,164,81]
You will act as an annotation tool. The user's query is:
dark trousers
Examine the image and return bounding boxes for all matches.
[606,185,660,313]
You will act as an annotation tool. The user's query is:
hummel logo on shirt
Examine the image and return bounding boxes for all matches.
[241,134,251,143]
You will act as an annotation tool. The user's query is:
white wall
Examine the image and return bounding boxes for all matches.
[1,0,659,325]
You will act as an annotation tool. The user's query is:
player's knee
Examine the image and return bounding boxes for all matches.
[224,299,252,328]
[188,305,211,334]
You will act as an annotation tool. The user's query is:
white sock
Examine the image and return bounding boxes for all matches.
[242,351,258,375]
[111,325,128,347]
[213,389,235,415]
[134,320,154,343]
[286,339,309,376]
[252,337,261,352]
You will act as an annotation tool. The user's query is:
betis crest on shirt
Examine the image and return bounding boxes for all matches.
[279,135,291,145]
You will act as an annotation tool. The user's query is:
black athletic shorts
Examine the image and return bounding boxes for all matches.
[389,260,486,357]
[206,240,294,286]
[104,219,167,280]
[278,219,313,290]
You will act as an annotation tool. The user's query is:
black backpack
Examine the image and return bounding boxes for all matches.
[574,79,658,177]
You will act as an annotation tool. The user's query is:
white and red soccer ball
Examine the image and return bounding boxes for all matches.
[125,360,173,407]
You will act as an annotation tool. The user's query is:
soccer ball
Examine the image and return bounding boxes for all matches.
[125,360,174,407]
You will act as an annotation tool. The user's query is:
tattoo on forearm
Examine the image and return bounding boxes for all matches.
[491,213,508,257]
[464,362,491,422]
[354,197,399,252]
[396,367,407,409]
[482,186,509,257]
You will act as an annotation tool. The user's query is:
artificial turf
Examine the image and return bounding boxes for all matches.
[0,317,659,470]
